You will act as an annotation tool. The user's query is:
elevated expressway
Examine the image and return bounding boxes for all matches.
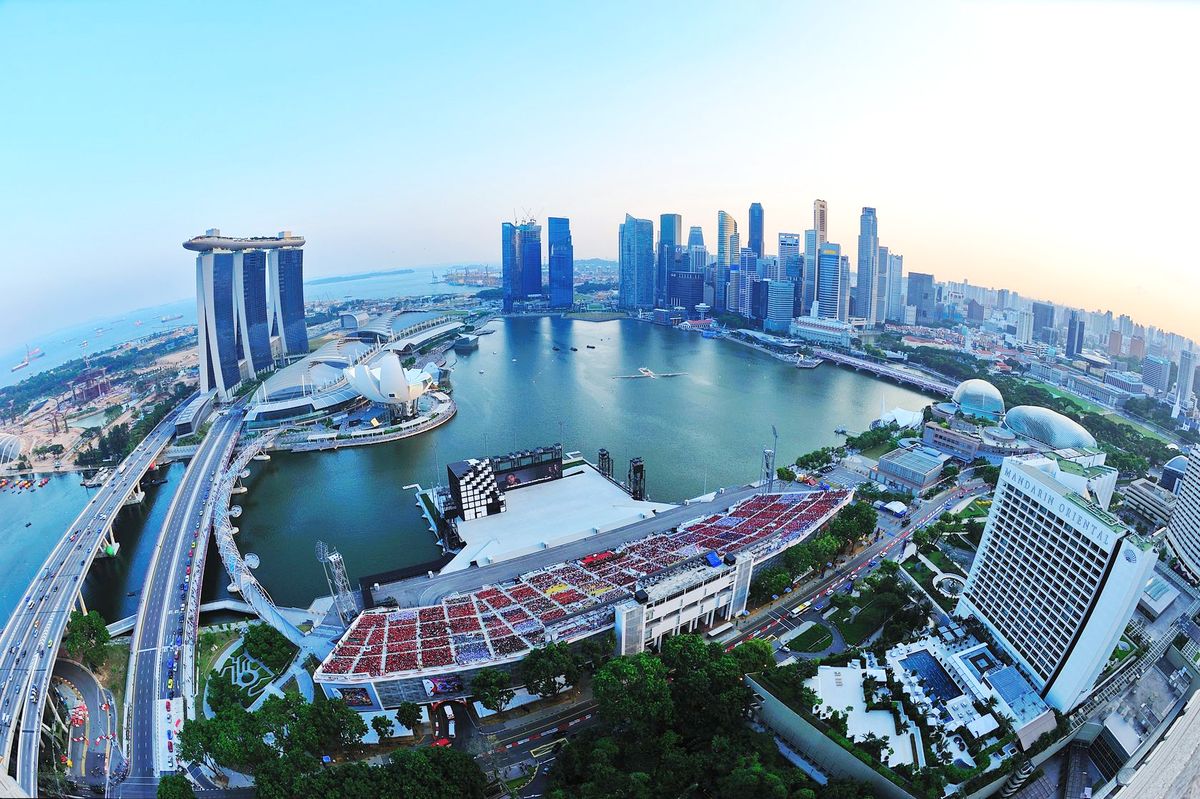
[812,348,957,397]
[117,406,245,798]
[0,404,184,796]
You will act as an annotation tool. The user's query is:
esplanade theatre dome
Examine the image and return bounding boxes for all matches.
[1003,405,1097,449]
[952,379,1005,420]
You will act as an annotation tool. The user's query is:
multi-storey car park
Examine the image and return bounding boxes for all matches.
[312,488,852,708]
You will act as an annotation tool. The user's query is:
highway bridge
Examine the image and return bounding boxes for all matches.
[117,406,245,798]
[0,403,183,797]
[812,348,957,397]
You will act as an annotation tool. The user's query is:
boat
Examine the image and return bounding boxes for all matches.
[586,344,596,349]
[27,347,43,360]
[553,346,561,351]
[10,359,28,372]
[24,522,31,527]
[478,370,485,374]
[476,328,496,335]
[570,347,578,352]
[160,313,183,323]
[127,590,139,597]
[796,356,824,369]
[834,426,848,434]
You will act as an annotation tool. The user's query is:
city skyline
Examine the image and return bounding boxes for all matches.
[1,2,1198,344]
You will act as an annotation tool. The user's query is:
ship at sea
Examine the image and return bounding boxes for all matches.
[10,345,42,372]
[160,313,183,323]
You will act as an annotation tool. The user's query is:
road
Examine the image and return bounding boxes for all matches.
[52,658,118,793]
[0,404,182,797]
[117,407,244,799]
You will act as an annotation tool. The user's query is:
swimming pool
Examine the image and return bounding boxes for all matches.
[900,650,963,703]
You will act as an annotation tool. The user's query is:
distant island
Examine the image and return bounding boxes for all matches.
[307,267,416,286]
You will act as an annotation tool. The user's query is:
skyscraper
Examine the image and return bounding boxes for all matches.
[908,272,937,324]
[1066,310,1085,358]
[1108,330,1124,357]
[501,220,542,312]
[185,229,306,399]
[802,229,819,316]
[748,202,764,259]
[813,199,828,244]
[1143,355,1172,394]
[815,243,843,320]
[856,207,879,323]
[657,214,683,307]
[547,217,574,308]
[1016,309,1034,345]
[1174,350,1196,418]
[687,225,704,248]
[1032,301,1056,344]
[884,250,905,323]
[764,280,795,334]
[958,452,1154,710]
[666,270,704,315]
[715,211,738,313]
[778,233,801,283]
[1167,448,1200,579]
[618,214,655,310]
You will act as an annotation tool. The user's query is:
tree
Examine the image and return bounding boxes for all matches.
[731,639,775,675]
[242,623,297,672]
[470,667,516,713]
[63,610,110,668]
[594,652,673,737]
[395,701,422,734]
[371,715,395,740]
[517,642,580,698]
[156,773,195,799]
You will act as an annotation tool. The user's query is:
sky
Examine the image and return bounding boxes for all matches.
[1,0,1197,343]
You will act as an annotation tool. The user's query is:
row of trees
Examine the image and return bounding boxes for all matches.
[749,502,879,604]
[63,610,111,669]
[241,622,298,672]
[75,383,191,466]
[548,634,873,799]
[469,637,609,715]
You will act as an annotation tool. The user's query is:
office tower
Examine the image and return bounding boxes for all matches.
[666,270,704,315]
[547,217,574,308]
[839,255,851,321]
[908,272,937,324]
[778,233,801,282]
[687,225,704,249]
[813,199,828,244]
[724,270,741,317]
[748,202,764,259]
[737,249,757,315]
[1066,311,1085,358]
[185,229,306,399]
[1129,335,1146,359]
[1168,449,1200,579]
[1142,355,1172,393]
[802,230,819,315]
[1016,310,1034,345]
[1174,350,1196,418]
[234,249,272,374]
[618,214,655,310]
[1032,301,1056,344]
[501,220,542,311]
[688,244,707,273]
[764,280,794,334]
[958,453,1155,711]
[856,208,880,323]
[657,213,683,306]
[884,251,905,322]
[815,243,843,320]
[1108,330,1124,357]
[875,245,890,322]
[715,211,738,313]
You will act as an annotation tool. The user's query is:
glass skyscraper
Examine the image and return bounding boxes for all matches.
[856,207,879,323]
[501,220,542,312]
[657,214,682,307]
[618,214,655,310]
[802,229,819,316]
[748,202,764,259]
[236,249,272,374]
[547,217,574,308]
[715,211,738,313]
[687,225,704,249]
[268,246,308,357]
[815,243,843,319]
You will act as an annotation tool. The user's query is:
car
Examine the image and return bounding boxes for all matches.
[823,587,834,596]
[167,678,173,690]
[191,541,196,549]
[167,740,173,753]
[167,730,173,740]
[869,559,879,567]
[175,635,182,647]
[185,566,191,576]
[165,700,171,711]
[431,737,452,748]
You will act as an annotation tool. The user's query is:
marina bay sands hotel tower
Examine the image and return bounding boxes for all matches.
[183,229,309,399]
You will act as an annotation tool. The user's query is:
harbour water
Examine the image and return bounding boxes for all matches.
[235,317,936,607]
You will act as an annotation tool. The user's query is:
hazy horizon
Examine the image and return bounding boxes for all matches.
[2,0,1197,343]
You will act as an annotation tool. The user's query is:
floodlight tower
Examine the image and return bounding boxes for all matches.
[316,540,359,628]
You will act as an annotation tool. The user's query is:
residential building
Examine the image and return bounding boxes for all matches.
[1015,309,1034,345]
[856,207,880,323]
[1167,449,1200,581]
[1129,335,1146,359]
[618,214,655,310]
[1174,350,1195,418]
[1108,330,1124,357]
[957,453,1155,710]
[657,213,682,307]
[547,217,574,308]
[748,202,764,258]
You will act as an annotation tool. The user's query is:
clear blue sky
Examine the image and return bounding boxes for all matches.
[1,0,1197,342]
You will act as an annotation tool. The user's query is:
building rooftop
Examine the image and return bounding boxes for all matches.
[986,665,1050,727]
[182,229,304,251]
[879,446,947,474]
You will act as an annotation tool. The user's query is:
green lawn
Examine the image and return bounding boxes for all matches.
[788,623,834,653]
[830,598,892,646]
[196,626,242,704]
[860,441,900,460]
[923,548,967,577]
[1025,379,1171,442]
[903,560,956,612]
[94,642,131,739]
[959,498,991,519]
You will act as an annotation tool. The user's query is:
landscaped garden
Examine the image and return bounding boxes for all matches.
[787,623,834,653]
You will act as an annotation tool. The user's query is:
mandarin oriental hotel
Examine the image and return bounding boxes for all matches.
[957,453,1155,711]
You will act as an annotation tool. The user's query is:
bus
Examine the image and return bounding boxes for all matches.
[706,621,735,639]
[790,601,812,617]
